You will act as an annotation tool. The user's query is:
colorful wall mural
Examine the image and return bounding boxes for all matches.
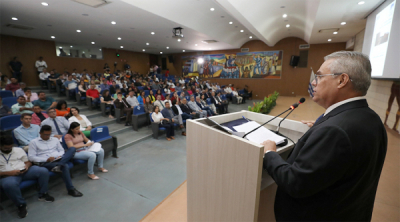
[182,50,283,79]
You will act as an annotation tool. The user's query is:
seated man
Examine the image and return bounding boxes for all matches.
[31,105,49,125]
[99,79,110,92]
[63,75,77,98]
[47,70,59,88]
[172,100,191,120]
[196,96,216,116]
[180,98,199,119]
[15,82,26,97]
[40,108,69,139]
[175,83,183,92]
[0,135,54,219]
[114,92,133,126]
[11,96,34,114]
[13,113,40,152]
[161,101,186,136]
[23,87,38,103]
[126,90,139,108]
[28,125,83,197]
[153,95,165,111]
[39,68,50,87]
[33,91,57,111]
[5,77,20,93]
[86,84,101,108]
[0,96,12,117]
[188,96,207,118]
[210,91,226,114]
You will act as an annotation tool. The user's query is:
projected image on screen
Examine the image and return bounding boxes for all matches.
[369,1,396,77]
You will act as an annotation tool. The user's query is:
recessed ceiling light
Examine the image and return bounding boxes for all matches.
[166,46,169,49]
[358,1,365,5]
[70,46,73,48]
[195,44,198,46]
[41,2,48,6]
[12,17,18,20]
[99,49,101,51]
[118,37,121,40]
[283,14,287,18]
[91,42,95,44]
[160,52,163,54]
[333,31,338,34]
[142,49,145,52]
[51,36,55,39]
[83,51,85,53]
[210,8,215,11]
[249,36,253,39]
[59,47,62,49]
[328,39,332,41]
[177,39,181,42]
[111,21,116,25]
[341,22,346,25]
[286,24,290,28]
[146,43,149,45]
[183,50,185,52]
[120,46,123,48]
[229,21,233,24]
[151,32,155,35]
[240,30,244,32]
[76,30,81,33]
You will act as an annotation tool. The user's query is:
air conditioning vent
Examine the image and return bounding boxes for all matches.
[5,24,34,30]
[299,44,310,49]
[318,28,339,33]
[241,48,250,52]
[72,0,110,8]
[202,40,218,44]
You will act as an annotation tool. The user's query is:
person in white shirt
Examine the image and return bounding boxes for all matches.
[68,107,93,137]
[153,95,165,111]
[35,56,47,75]
[232,87,243,104]
[39,68,50,81]
[126,91,139,107]
[179,78,185,85]
[167,80,175,88]
[164,94,172,107]
[151,106,175,141]
[225,85,233,94]
[188,96,207,118]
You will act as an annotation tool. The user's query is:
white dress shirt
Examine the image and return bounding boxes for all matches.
[28,137,65,163]
[0,148,28,172]
[126,95,139,107]
[35,60,47,72]
[324,96,365,116]
[39,72,50,80]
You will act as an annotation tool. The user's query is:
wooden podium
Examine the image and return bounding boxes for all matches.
[186,110,309,222]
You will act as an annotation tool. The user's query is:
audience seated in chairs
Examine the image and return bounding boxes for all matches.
[23,88,38,103]
[153,95,165,111]
[0,96,12,117]
[68,107,93,137]
[232,87,243,104]
[180,98,198,119]
[109,81,119,95]
[78,80,87,97]
[161,101,186,136]
[0,135,54,219]
[28,125,83,197]
[55,100,70,117]
[188,96,207,117]
[196,96,216,116]
[13,113,40,151]
[33,91,57,111]
[148,90,156,103]
[40,108,69,139]
[86,84,101,108]
[143,97,154,114]
[12,96,34,115]
[31,105,48,125]
[99,79,110,92]
[210,91,225,114]
[15,82,26,97]
[100,90,115,119]
[64,122,108,180]
[156,89,165,100]
[112,88,124,99]
[114,92,133,126]
[152,106,175,141]
[6,77,20,93]
[137,91,146,105]
[171,91,181,105]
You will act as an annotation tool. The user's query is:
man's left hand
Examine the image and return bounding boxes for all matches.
[262,140,277,153]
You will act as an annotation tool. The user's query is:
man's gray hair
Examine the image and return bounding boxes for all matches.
[324,51,371,96]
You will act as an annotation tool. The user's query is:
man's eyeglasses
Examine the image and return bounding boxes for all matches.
[313,72,352,85]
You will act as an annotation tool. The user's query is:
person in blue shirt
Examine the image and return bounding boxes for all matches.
[13,113,40,152]
[99,79,110,92]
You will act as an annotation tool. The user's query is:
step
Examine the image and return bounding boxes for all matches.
[114,128,153,151]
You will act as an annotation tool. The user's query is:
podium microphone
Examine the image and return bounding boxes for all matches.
[242,98,305,138]
[276,98,305,133]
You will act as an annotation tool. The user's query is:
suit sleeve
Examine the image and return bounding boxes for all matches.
[263,125,353,198]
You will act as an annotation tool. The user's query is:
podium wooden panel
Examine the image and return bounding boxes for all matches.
[186,110,309,222]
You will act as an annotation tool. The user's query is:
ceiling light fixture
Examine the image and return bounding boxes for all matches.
[358,1,365,5]
[111,21,116,25]
[70,46,73,48]
[151,32,155,35]
[328,39,332,41]
[142,49,145,52]
[198,58,204,64]
[210,8,215,11]
[83,51,85,53]
[333,31,338,34]
[59,47,62,49]
[91,42,95,44]
[341,22,346,25]
[51,36,55,39]
[286,24,290,28]
[146,43,149,45]
[41,2,48,6]
[195,44,198,46]
[118,37,121,40]
[99,49,101,51]
[240,30,244,32]
[76,30,81,32]
[229,21,233,24]
[249,36,253,39]
[166,46,169,49]
[177,39,181,42]
[12,17,18,20]
[183,50,185,52]
[160,52,163,54]
[282,14,287,18]
[120,46,123,48]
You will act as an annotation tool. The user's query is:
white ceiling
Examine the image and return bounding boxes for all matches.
[0,0,384,54]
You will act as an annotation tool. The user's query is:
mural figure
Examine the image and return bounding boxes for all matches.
[253,54,263,75]
[384,80,400,133]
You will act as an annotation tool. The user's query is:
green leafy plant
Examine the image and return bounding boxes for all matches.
[248,91,279,114]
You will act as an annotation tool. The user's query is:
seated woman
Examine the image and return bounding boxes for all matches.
[148,90,156,103]
[156,89,165,100]
[78,80,87,97]
[164,94,172,107]
[137,91,146,105]
[151,106,175,141]
[65,122,108,180]
[68,107,93,137]
[55,100,70,117]
[100,90,115,119]
[171,91,180,105]
[232,87,243,104]
[144,97,154,114]
[164,85,171,94]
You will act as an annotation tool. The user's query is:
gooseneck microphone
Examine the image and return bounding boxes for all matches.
[276,98,306,133]
[242,98,305,138]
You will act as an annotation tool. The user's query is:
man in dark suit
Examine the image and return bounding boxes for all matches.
[180,98,198,119]
[114,92,133,126]
[262,51,387,221]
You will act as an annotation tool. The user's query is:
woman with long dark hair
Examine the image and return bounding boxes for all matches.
[65,123,108,180]
[55,100,70,117]
[68,107,93,137]
[151,106,175,141]
[100,90,115,119]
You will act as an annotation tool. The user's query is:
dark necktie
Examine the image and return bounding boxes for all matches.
[53,118,62,135]
[315,114,324,124]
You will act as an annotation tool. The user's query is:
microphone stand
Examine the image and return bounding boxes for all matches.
[242,107,292,138]
[275,109,294,134]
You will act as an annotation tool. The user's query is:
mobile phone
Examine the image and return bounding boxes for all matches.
[20,168,26,172]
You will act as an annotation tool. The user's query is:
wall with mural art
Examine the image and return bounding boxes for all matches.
[182,50,283,79]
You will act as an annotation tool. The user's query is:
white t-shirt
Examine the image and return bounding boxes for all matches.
[39,72,50,80]
[35,60,47,72]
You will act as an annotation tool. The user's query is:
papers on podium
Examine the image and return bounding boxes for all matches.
[233,121,286,145]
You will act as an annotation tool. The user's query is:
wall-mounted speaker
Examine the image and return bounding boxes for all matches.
[290,55,300,67]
